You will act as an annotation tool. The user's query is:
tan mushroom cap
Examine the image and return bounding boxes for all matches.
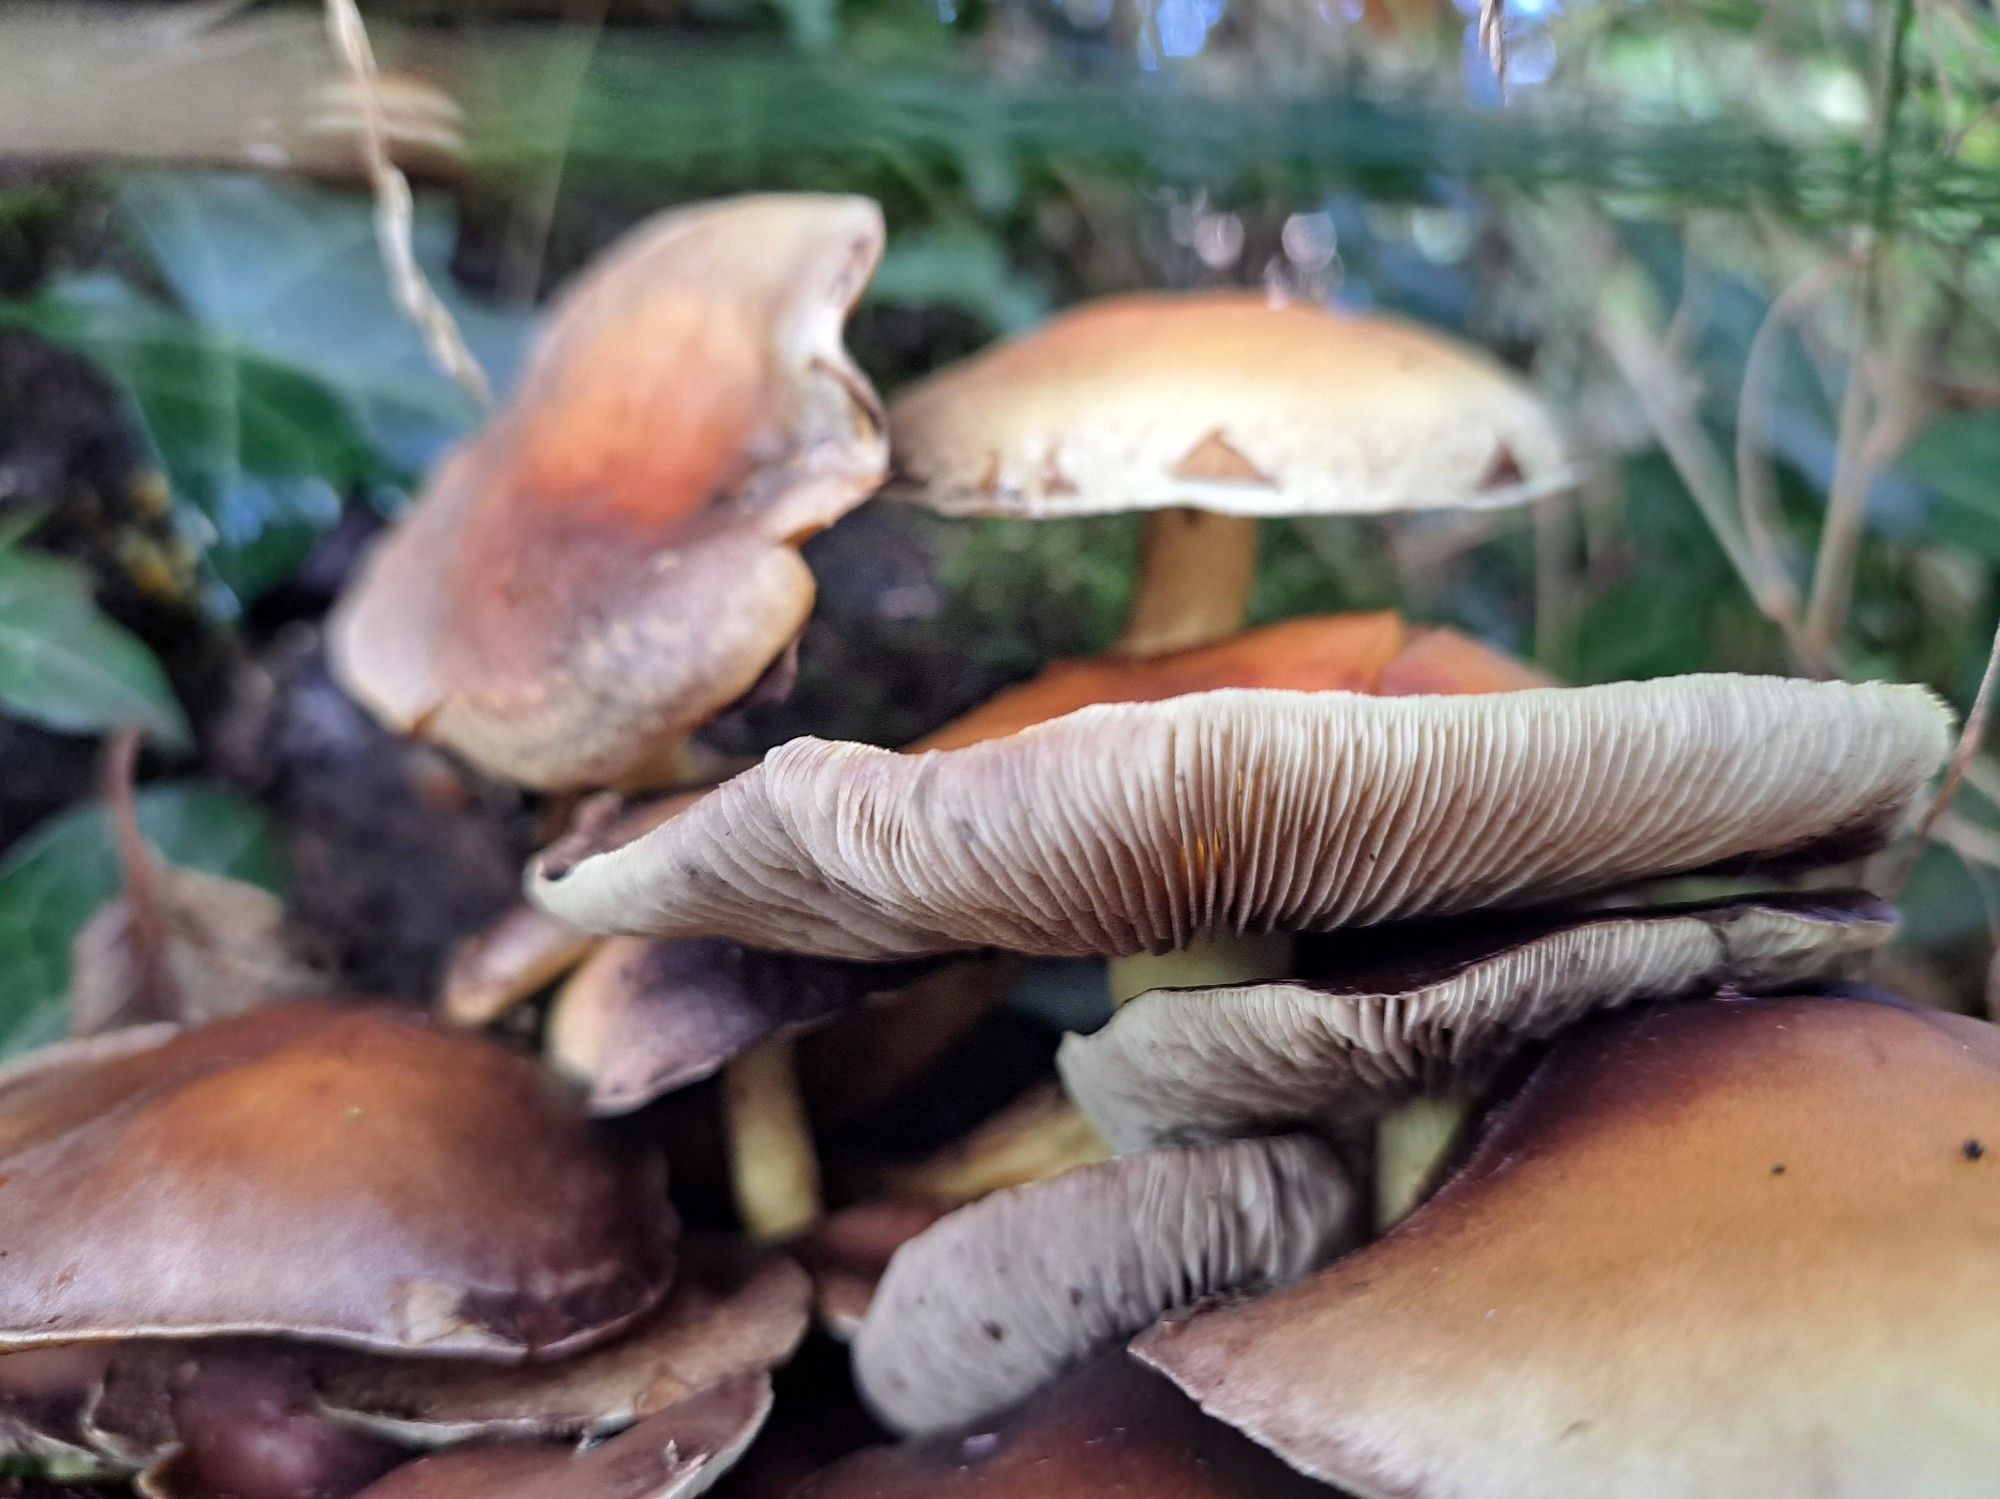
[794,1350,1331,1498]
[440,905,597,1028]
[353,1373,773,1499]
[852,1134,1358,1435]
[548,937,928,1116]
[1138,994,2000,1499]
[0,1003,675,1359]
[889,290,1570,519]
[532,676,1948,961]
[330,193,888,791]
[1061,889,1896,1149]
[319,1239,809,1445]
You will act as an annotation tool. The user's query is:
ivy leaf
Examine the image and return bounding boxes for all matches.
[0,548,191,750]
[115,172,530,476]
[0,782,284,1059]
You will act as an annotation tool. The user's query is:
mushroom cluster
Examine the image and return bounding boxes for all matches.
[10,188,1984,1499]
[0,1004,805,1499]
[517,258,1969,1494]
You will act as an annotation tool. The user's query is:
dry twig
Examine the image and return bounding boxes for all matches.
[323,0,492,408]
[1890,620,2000,898]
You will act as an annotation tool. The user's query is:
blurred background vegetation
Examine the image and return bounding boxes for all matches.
[0,0,1996,1052]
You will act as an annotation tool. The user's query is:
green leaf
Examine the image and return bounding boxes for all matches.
[0,548,190,750]
[0,277,372,614]
[1898,414,2000,561]
[0,782,284,1059]
[114,173,529,477]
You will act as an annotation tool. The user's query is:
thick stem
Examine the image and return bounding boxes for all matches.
[1106,931,1293,1008]
[1375,1094,1470,1230]
[1115,508,1260,658]
[721,1037,822,1243]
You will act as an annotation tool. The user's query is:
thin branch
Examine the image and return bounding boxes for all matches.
[1596,309,1811,660]
[1478,0,1508,95]
[1801,0,1918,654]
[323,0,492,409]
[1889,619,2000,898]
[1733,255,1849,629]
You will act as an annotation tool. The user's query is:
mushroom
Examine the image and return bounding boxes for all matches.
[1137,993,2000,1498]
[351,1374,774,1499]
[546,938,932,1118]
[439,904,598,1028]
[870,1081,1110,1208]
[0,1011,825,1499]
[792,1350,1330,1498]
[889,291,1572,656]
[532,675,1947,962]
[852,1134,1359,1434]
[329,193,888,792]
[1058,889,1897,1152]
[314,1238,808,1446]
[0,1002,675,1359]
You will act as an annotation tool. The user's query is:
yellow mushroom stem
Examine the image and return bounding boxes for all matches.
[1106,930,1293,1008]
[1114,508,1261,658]
[721,1037,823,1243]
[1374,1093,1471,1229]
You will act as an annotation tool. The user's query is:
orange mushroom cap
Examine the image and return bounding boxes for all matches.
[331,194,888,791]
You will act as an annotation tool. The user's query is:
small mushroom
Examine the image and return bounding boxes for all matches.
[852,1135,1358,1434]
[793,1350,1329,1498]
[532,676,1947,961]
[870,1082,1110,1207]
[1059,890,1897,1150]
[1137,993,2000,1498]
[330,194,888,791]
[0,1003,675,1360]
[439,905,597,1028]
[890,291,1571,655]
[546,938,930,1117]
[351,1373,774,1499]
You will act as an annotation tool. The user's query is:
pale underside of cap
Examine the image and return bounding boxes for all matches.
[1137,995,2000,1499]
[851,1134,1359,1435]
[531,676,1949,961]
[330,193,888,790]
[889,292,1572,520]
[1059,891,1896,1149]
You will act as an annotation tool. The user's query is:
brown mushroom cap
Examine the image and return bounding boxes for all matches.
[532,676,1948,960]
[548,937,929,1116]
[912,612,1546,752]
[352,1373,773,1499]
[889,291,1570,520]
[440,905,597,1028]
[318,1239,808,1446]
[794,1350,1330,1498]
[1138,994,2000,1499]
[329,194,888,790]
[852,1135,1358,1435]
[1060,890,1896,1149]
[0,1003,675,1359]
